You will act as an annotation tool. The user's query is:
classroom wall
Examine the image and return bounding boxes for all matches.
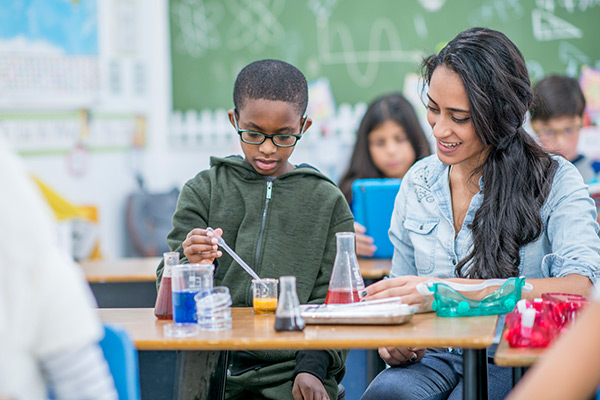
[2,0,600,259]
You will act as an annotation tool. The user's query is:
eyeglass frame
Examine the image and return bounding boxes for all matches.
[531,119,583,139]
[232,109,308,148]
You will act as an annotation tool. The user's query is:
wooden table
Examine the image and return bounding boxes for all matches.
[79,257,160,307]
[81,257,390,282]
[494,334,547,385]
[358,258,391,280]
[99,307,498,400]
[81,257,160,282]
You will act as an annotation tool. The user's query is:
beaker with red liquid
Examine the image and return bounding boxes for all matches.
[154,251,179,319]
[325,232,365,304]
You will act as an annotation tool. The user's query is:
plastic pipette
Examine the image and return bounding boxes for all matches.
[206,227,261,280]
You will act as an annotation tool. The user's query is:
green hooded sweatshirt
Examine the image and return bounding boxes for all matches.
[157,156,354,398]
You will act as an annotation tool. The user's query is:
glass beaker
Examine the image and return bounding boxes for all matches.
[171,264,214,323]
[274,276,305,332]
[196,286,233,331]
[325,232,365,304]
[252,278,278,314]
[154,251,179,320]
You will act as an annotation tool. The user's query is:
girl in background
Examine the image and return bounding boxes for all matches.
[339,93,431,257]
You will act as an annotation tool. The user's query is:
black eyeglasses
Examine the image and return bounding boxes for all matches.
[233,109,307,148]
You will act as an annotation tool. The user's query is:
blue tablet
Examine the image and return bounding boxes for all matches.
[351,178,402,259]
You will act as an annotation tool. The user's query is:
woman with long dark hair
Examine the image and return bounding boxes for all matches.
[361,27,600,399]
[338,93,430,256]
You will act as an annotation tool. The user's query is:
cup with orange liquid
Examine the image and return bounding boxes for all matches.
[252,278,278,314]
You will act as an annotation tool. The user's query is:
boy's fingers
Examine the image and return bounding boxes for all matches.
[186,228,204,238]
[354,222,366,233]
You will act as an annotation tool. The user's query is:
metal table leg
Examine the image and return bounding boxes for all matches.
[512,366,527,386]
[463,348,488,400]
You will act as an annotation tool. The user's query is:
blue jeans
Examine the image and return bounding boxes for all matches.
[361,349,512,400]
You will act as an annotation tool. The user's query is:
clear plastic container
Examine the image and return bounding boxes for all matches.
[325,232,365,304]
[196,286,232,331]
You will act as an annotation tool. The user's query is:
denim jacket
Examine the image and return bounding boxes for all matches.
[389,155,600,285]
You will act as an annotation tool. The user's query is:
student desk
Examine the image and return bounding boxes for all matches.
[99,307,498,400]
[79,257,160,308]
[494,334,546,385]
[358,258,391,280]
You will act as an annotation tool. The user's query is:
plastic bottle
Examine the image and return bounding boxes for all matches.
[274,276,305,332]
[325,232,365,304]
[154,251,179,319]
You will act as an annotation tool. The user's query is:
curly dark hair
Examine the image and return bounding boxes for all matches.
[421,27,558,279]
[233,59,308,116]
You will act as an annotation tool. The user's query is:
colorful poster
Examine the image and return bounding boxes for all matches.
[0,0,99,108]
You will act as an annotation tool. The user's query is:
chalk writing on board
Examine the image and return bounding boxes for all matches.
[413,14,428,40]
[171,0,223,58]
[308,0,339,20]
[559,41,591,77]
[225,0,285,53]
[468,0,524,25]
[312,10,421,88]
[418,0,446,12]
[537,0,600,13]
[531,9,582,40]
[526,60,545,82]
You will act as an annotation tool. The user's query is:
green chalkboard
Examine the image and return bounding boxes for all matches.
[169,0,600,112]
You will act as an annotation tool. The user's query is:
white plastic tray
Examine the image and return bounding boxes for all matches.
[300,300,418,325]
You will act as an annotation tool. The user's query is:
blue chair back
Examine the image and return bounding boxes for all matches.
[100,324,141,400]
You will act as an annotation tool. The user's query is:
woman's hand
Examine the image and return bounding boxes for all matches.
[354,222,376,257]
[362,275,435,311]
[182,228,223,264]
[378,346,426,366]
[292,372,330,400]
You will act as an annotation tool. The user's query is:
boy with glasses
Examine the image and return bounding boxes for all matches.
[157,59,353,400]
[530,75,596,183]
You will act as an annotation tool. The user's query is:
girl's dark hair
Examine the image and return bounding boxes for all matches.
[530,75,586,121]
[421,27,558,279]
[339,93,431,203]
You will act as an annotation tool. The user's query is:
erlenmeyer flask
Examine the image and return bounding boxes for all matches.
[154,251,179,319]
[325,232,365,304]
[274,276,305,332]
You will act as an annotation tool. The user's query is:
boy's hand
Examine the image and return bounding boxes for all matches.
[182,228,223,264]
[354,222,376,257]
[292,372,330,400]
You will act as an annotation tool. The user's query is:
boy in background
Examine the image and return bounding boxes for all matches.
[530,75,596,183]
[157,59,353,400]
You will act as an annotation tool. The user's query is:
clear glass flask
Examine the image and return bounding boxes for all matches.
[274,276,305,332]
[154,251,179,319]
[325,232,365,304]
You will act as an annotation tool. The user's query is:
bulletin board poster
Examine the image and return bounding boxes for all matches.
[0,0,99,109]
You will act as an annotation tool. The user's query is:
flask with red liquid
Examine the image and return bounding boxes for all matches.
[325,232,365,304]
[154,251,180,319]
